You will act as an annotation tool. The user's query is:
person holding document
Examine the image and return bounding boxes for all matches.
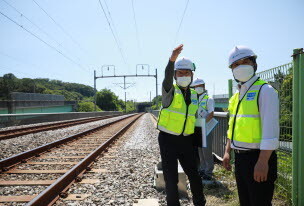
[191,78,217,180]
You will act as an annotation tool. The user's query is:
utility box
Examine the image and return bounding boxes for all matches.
[153,161,188,198]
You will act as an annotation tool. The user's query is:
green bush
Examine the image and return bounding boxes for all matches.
[77,102,101,112]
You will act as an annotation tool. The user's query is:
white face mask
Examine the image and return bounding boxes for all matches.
[195,87,205,94]
[232,65,254,82]
[176,76,192,87]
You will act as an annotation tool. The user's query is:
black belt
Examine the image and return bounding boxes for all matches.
[234,149,260,154]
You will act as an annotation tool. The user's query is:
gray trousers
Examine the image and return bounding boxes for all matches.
[194,127,214,176]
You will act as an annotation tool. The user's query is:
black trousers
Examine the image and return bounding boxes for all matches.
[158,131,206,206]
[235,150,277,206]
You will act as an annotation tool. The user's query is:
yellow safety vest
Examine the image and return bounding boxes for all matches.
[157,84,198,136]
[227,78,268,149]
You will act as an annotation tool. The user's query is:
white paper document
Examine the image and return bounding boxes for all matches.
[201,118,218,148]
[206,118,218,136]
[201,118,207,148]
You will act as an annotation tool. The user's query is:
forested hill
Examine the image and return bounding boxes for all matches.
[0,73,94,100]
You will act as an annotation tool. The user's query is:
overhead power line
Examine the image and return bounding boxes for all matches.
[131,0,141,55]
[32,0,88,55]
[97,0,129,68]
[103,0,120,42]
[1,0,84,65]
[103,0,125,61]
[0,50,37,68]
[0,50,62,77]
[0,65,94,89]
[173,0,190,46]
[0,10,89,72]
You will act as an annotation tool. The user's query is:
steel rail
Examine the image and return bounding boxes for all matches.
[0,114,122,141]
[0,113,137,171]
[27,113,143,205]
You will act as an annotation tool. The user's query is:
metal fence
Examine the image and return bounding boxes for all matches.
[0,100,77,114]
[229,62,293,205]
[10,92,65,101]
[212,112,229,160]
[150,110,160,118]
[0,100,76,108]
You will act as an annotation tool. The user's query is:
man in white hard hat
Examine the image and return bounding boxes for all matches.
[157,44,206,206]
[190,78,215,180]
[223,45,279,205]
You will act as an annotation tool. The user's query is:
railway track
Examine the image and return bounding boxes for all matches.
[0,114,122,141]
[0,113,143,205]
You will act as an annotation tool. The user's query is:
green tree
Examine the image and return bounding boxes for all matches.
[0,73,19,99]
[42,89,83,100]
[125,100,136,112]
[17,78,36,93]
[35,83,47,93]
[32,78,94,98]
[151,95,162,110]
[96,89,121,111]
[65,82,94,97]
[77,102,101,112]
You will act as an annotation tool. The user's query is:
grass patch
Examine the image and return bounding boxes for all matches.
[204,164,239,206]
[274,150,292,205]
[207,159,292,206]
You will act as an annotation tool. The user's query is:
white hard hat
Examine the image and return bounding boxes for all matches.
[175,57,196,71]
[228,45,257,67]
[190,78,205,87]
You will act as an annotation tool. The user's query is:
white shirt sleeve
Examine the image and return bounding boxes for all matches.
[207,98,215,113]
[259,84,280,150]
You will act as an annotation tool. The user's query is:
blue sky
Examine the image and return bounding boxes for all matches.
[0,0,303,102]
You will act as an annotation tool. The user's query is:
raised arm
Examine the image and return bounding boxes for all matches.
[162,44,183,92]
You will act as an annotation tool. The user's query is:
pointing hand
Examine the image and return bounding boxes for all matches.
[170,44,183,62]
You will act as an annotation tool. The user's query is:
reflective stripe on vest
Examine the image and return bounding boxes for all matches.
[229,114,260,118]
[157,84,198,136]
[199,94,209,110]
[227,78,268,149]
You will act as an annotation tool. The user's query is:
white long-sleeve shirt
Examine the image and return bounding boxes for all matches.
[231,75,280,150]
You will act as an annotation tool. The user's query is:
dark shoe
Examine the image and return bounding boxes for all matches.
[202,174,213,181]
[198,170,205,178]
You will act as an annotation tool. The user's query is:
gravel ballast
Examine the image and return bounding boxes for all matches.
[0,113,244,206]
[53,113,195,206]
[0,114,133,160]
